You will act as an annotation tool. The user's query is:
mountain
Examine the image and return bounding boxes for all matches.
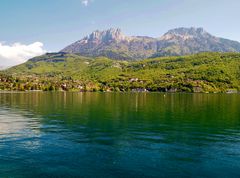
[61,27,240,60]
[2,27,240,93]
[61,28,158,60]
[154,27,240,57]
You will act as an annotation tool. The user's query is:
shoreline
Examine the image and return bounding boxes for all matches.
[0,90,238,94]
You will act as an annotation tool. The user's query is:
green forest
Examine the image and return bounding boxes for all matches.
[1,52,240,93]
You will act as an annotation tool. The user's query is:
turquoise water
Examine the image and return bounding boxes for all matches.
[0,92,240,177]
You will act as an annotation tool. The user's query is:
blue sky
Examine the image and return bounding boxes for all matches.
[0,0,240,67]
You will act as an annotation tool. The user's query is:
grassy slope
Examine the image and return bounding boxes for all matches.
[3,52,240,92]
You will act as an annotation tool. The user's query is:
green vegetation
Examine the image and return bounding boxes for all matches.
[1,52,240,93]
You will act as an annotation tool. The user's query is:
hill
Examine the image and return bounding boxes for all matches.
[2,52,240,93]
[61,27,240,60]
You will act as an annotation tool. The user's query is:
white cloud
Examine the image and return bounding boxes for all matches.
[81,0,92,6]
[0,42,46,68]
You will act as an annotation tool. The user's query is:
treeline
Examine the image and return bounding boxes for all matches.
[1,52,240,93]
[0,73,237,93]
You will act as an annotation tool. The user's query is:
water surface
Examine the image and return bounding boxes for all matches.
[0,92,240,177]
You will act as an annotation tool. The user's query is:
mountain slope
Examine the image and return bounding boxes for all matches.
[61,27,240,60]
[3,52,240,92]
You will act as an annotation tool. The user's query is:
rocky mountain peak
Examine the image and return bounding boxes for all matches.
[84,28,127,43]
[165,27,207,36]
[160,27,210,40]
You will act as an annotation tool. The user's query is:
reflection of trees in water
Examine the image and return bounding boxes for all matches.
[1,92,240,128]
[1,92,240,146]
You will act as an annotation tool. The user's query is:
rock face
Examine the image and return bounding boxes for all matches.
[154,27,240,57]
[61,27,240,60]
[61,28,158,60]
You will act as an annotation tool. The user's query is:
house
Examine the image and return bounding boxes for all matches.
[129,78,139,82]
[226,89,238,94]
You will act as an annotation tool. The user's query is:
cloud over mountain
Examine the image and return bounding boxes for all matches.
[0,42,46,68]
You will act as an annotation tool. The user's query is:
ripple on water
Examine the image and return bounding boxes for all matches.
[0,92,240,177]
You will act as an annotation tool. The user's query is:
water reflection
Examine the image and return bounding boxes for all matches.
[0,107,41,139]
[0,92,240,177]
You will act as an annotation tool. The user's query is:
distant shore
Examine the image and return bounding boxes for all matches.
[0,90,238,94]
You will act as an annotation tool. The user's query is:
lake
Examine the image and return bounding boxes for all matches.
[0,92,240,177]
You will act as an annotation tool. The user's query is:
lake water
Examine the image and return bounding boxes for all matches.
[0,92,240,178]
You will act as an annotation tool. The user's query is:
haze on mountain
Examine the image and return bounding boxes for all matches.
[61,27,240,60]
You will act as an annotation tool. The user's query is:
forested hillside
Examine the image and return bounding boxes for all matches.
[0,52,239,93]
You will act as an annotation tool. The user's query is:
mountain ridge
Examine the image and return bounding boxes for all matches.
[61,27,240,60]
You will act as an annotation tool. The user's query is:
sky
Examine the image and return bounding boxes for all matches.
[0,0,240,67]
